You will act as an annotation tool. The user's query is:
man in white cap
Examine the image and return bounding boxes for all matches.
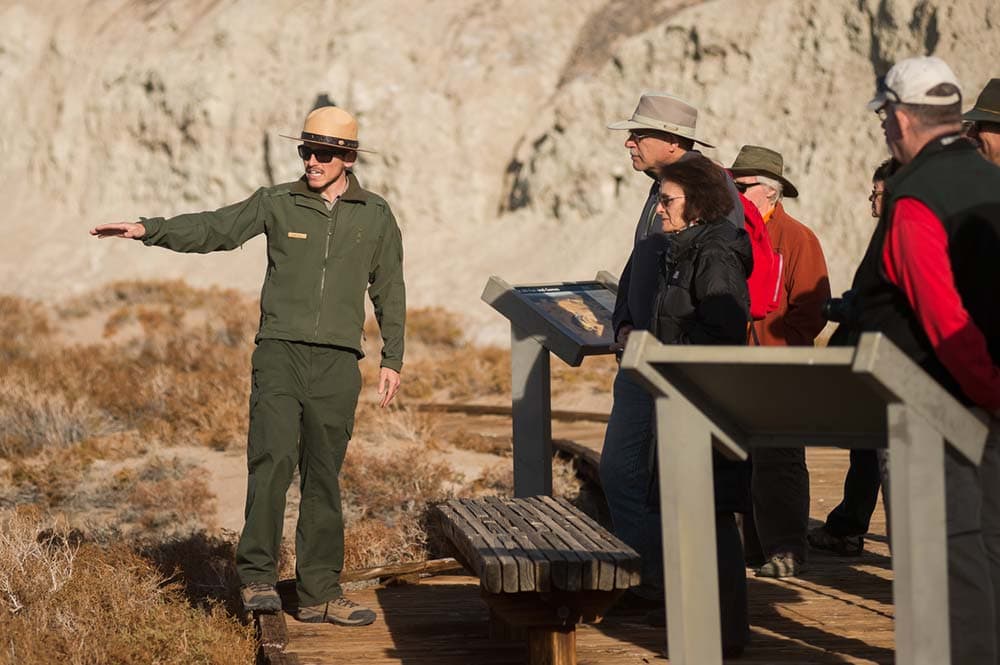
[601,92,744,610]
[90,106,405,627]
[845,56,1000,664]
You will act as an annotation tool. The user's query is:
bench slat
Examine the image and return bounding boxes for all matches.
[534,496,618,591]
[481,495,553,592]
[520,497,602,590]
[461,498,526,593]
[507,498,588,591]
[438,501,504,593]
[500,498,582,591]
[546,496,642,589]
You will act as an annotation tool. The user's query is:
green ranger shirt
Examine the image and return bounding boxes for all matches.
[139,172,405,371]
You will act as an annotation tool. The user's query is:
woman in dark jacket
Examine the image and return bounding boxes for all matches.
[648,155,754,658]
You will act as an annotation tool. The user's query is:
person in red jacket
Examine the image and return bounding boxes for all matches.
[855,55,1000,665]
[729,145,831,578]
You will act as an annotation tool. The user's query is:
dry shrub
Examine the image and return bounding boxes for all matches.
[139,531,244,616]
[57,279,243,318]
[405,344,511,401]
[406,307,465,348]
[444,428,512,456]
[124,457,217,532]
[343,517,430,571]
[551,353,617,394]
[0,296,51,360]
[353,403,441,449]
[341,445,458,520]
[340,444,458,566]
[0,368,112,459]
[464,455,582,502]
[0,508,254,665]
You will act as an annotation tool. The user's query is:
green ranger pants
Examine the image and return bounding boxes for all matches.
[235,338,361,607]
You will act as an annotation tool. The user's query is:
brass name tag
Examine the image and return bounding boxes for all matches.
[288,232,308,239]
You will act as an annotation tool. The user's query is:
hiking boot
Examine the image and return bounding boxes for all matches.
[296,596,376,626]
[755,552,804,578]
[240,582,281,613]
[807,525,864,557]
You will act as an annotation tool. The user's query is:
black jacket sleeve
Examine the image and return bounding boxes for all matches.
[682,245,750,345]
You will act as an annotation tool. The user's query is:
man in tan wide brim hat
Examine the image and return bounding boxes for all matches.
[90,103,405,628]
[599,90,746,637]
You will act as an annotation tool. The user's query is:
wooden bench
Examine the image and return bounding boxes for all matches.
[436,495,641,665]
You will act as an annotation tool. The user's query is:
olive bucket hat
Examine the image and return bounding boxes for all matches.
[281,106,377,153]
[729,145,799,199]
[964,78,1000,124]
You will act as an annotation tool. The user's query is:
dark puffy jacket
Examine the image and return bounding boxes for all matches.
[647,220,754,514]
[651,221,753,346]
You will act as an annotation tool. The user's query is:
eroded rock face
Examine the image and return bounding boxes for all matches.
[1,0,995,339]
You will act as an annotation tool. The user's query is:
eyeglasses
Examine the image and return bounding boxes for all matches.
[734,181,763,194]
[628,130,661,142]
[868,190,884,202]
[658,195,685,207]
[968,121,1000,136]
[297,144,348,163]
[876,105,892,122]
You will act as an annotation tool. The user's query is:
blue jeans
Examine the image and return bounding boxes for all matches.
[599,370,662,595]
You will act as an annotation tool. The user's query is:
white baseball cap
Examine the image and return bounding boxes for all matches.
[866,56,962,111]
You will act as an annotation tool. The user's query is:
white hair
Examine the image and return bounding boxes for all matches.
[756,174,783,204]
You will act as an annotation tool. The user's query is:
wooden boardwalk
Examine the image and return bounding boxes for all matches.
[274,427,894,664]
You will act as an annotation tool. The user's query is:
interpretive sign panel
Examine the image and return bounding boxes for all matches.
[514,282,616,349]
[483,273,618,497]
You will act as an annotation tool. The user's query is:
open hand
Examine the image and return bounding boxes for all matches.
[377,367,401,408]
[89,222,146,239]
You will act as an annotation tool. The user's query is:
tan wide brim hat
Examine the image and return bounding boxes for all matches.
[964,78,1000,124]
[280,106,377,154]
[608,92,715,148]
[729,145,799,198]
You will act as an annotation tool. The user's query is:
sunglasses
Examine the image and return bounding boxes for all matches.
[734,181,764,194]
[297,144,349,163]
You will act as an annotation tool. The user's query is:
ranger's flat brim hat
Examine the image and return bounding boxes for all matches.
[729,144,799,198]
[281,105,377,153]
[964,78,1000,123]
[608,92,715,148]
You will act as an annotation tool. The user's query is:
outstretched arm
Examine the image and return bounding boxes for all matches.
[89,222,146,239]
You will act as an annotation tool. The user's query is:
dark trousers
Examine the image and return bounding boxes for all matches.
[235,339,361,607]
[824,448,882,537]
[746,447,809,560]
[717,511,750,650]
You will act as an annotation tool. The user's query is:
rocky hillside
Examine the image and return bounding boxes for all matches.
[1,0,996,340]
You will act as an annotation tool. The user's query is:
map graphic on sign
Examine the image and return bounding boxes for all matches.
[515,282,616,348]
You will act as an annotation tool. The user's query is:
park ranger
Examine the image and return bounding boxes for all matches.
[90,106,405,627]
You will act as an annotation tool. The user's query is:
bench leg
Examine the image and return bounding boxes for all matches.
[489,609,526,641]
[527,626,576,665]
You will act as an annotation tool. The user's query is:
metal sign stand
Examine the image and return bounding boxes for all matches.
[483,272,618,497]
[621,331,988,665]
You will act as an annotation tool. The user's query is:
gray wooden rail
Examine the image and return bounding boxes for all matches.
[621,330,989,665]
[437,495,640,665]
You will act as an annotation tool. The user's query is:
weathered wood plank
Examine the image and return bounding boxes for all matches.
[547,495,642,589]
[436,502,501,592]
[462,498,528,593]
[501,496,583,591]
[505,498,586,591]
[446,499,519,593]
[533,495,623,591]
[478,495,550,592]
